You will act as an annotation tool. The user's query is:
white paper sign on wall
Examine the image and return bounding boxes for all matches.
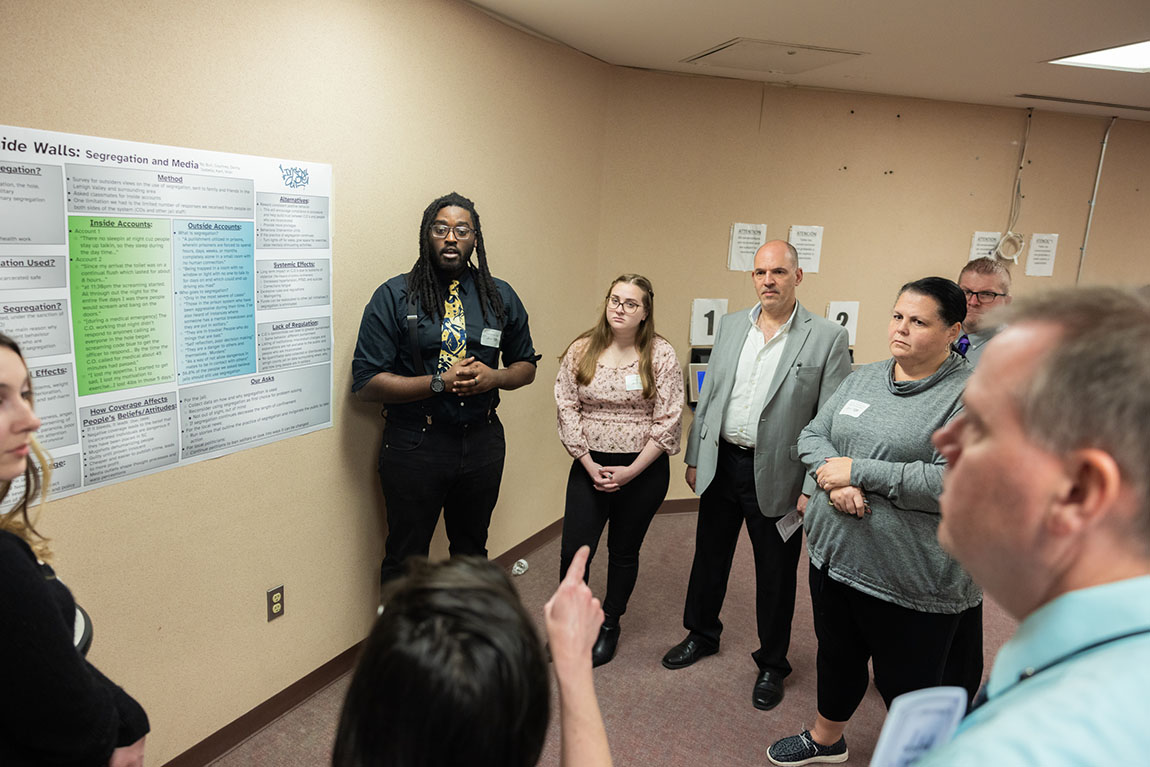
[788,225,823,273]
[1025,233,1058,277]
[690,298,729,346]
[969,231,1001,261]
[826,301,859,345]
[728,223,766,271]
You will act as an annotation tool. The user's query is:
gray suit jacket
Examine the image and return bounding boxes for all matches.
[684,301,852,518]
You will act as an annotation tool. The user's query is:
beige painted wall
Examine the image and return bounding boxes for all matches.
[597,71,1149,504]
[3,0,608,761]
[2,0,1147,762]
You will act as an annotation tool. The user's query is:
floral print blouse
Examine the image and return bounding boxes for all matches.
[555,336,684,458]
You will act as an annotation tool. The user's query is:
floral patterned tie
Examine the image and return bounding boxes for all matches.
[437,280,467,373]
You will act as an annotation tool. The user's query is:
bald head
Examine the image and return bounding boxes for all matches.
[752,240,803,319]
[756,240,799,270]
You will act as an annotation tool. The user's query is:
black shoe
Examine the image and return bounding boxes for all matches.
[752,669,785,711]
[661,635,718,669]
[591,623,619,667]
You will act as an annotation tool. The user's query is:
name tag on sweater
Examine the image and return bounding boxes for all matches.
[840,399,870,418]
[625,374,643,391]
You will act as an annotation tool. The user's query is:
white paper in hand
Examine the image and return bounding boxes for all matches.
[870,686,967,767]
[776,509,803,542]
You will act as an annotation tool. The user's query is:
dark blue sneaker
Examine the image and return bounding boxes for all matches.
[768,729,848,766]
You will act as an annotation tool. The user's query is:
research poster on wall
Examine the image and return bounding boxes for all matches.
[0,125,333,500]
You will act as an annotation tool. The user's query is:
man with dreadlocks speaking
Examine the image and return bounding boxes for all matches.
[353,192,540,585]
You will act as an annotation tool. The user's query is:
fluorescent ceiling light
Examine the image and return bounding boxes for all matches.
[1050,40,1150,73]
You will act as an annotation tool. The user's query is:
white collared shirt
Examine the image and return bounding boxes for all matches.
[720,302,797,448]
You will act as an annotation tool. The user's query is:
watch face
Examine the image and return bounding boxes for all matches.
[430,374,445,393]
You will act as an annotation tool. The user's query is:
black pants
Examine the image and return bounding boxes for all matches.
[941,601,984,711]
[809,563,963,721]
[682,439,803,675]
[377,415,505,585]
[559,451,669,620]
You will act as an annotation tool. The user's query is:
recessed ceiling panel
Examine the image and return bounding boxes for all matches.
[683,38,865,74]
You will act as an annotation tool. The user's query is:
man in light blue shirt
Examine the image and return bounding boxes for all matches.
[922,287,1150,766]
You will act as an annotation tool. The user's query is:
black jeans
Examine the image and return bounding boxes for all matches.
[809,563,963,721]
[941,601,984,711]
[377,414,505,585]
[559,451,669,620]
[682,439,803,675]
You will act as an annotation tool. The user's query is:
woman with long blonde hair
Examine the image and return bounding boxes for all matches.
[0,332,149,766]
[555,274,684,666]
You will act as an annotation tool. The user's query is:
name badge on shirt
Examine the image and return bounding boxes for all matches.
[839,399,870,418]
[480,328,502,347]
[624,374,643,391]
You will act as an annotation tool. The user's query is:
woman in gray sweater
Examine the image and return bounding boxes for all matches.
[769,277,977,767]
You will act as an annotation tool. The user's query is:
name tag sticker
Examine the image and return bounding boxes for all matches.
[480,328,502,347]
[839,399,870,418]
[624,374,643,391]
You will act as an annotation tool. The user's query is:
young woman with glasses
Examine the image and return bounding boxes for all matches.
[554,274,684,666]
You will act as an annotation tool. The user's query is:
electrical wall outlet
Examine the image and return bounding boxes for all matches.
[267,585,285,621]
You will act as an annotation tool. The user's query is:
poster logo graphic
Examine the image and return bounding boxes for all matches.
[279,164,309,189]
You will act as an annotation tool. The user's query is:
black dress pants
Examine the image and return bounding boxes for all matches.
[559,451,669,620]
[941,601,984,710]
[809,563,963,720]
[682,439,802,675]
[377,415,505,586]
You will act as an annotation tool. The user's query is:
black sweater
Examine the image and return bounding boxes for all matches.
[0,530,149,766]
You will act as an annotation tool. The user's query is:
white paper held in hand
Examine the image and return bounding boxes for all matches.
[869,686,967,767]
[776,509,803,541]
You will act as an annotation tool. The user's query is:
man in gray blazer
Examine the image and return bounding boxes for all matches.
[662,240,851,711]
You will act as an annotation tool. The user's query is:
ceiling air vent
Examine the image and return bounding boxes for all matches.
[683,38,865,74]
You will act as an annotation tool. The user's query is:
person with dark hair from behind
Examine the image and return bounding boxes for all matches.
[769,278,978,765]
[351,192,539,587]
[0,332,149,766]
[333,545,611,767]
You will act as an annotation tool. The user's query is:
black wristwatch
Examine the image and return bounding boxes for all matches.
[430,373,445,393]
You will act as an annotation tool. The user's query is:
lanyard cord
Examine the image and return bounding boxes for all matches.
[1015,627,1150,683]
[977,626,1150,709]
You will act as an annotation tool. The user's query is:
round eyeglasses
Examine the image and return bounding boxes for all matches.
[429,224,475,240]
[608,296,643,314]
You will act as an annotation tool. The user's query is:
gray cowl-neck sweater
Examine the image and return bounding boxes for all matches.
[798,353,980,613]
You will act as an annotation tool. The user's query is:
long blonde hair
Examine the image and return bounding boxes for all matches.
[561,274,659,399]
[0,333,52,559]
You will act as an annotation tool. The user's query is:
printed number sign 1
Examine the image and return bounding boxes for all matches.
[690,298,728,346]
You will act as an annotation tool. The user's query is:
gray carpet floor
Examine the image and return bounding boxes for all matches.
[207,510,1015,766]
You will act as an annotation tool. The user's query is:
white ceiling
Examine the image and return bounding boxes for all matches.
[466,0,1150,121]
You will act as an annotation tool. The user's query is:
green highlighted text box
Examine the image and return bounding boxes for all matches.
[68,216,175,395]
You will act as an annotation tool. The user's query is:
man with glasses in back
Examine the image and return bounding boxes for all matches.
[662,240,851,711]
[353,192,539,585]
[955,257,1012,365]
[944,255,1012,708]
